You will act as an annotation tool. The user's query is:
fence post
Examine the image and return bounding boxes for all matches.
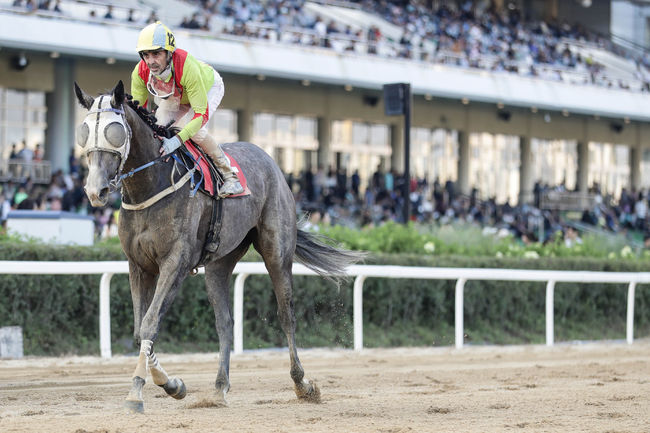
[233,273,248,354]
[546,280,555,346]
[353,275,367,351]
[455,278,466,348]
[626,281,636,344]
[99,273,113,358]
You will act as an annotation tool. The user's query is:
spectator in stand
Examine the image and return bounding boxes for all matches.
[16,141,33,162]
[104,5,114,20]
[563,226,583,248]
[33,143,42,162]
[8,143,18,160]
[145,11,158,24]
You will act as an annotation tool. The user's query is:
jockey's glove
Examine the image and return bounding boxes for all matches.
[161,135,182,155]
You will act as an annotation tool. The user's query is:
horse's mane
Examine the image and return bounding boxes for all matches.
[125,94,176,139]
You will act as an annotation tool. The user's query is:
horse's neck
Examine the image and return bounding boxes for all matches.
[121,115,172,204]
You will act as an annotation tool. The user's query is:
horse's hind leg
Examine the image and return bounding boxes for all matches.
[256,233,321,403]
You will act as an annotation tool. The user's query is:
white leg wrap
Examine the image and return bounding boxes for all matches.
[148,351,170,386]
[133,339,152,380]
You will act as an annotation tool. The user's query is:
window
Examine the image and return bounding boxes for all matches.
[0,88,47,160]
[252,112,318,175]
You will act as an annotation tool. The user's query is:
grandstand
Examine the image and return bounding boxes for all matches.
[1,0,650,241]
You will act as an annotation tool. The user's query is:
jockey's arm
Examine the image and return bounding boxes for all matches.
[130,63,150,108]
[176,59,213,143]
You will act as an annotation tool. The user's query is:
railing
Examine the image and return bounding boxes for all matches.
[0,160,52,184]
[540,190,597,211]
[0,261,646,358]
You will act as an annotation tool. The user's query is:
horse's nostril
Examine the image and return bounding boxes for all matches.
[99,187,109,201]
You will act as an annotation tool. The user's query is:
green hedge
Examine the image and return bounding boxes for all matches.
[1,240,649,356]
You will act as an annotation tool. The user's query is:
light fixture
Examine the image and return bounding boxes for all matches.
[424,94,432,101]
[531,106,538,113]
[562,109,569,117]
[624,117,630,124]
[497,102,504,109]
[106,57,116,65]
[256,74,265,81]
[301,79,310,86]
[461,97,469,105]
[50,51,60,59]
[497,110,511,122]
[344,84,353,92]
[10,53,29,71]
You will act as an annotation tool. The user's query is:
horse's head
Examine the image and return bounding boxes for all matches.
[74,81,131,207]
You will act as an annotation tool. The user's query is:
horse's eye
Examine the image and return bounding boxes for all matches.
[104,122,127,148]
[76,123,89,148]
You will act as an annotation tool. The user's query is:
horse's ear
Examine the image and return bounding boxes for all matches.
[74,81,94,110]
[111,80,125,108]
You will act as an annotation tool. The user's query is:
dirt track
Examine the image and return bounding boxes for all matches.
[1,341,649,433]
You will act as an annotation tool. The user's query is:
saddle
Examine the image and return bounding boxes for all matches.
[180,140,250,199]
[177,140,250,263]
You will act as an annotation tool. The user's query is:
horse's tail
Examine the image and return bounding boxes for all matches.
[294,228,366,286]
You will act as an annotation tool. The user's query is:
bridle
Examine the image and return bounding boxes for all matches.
[79,95,132,191]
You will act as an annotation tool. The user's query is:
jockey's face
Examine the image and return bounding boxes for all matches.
[141,49,169,74]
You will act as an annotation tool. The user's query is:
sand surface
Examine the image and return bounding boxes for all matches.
[1,341,649,432]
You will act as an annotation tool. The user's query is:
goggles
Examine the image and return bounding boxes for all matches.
[77,95,132,179]
[147,70,175,99]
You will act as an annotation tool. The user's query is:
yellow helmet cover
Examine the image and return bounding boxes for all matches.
[136,21,176,53]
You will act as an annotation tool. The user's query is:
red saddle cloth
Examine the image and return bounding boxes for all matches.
[184,141,250,197]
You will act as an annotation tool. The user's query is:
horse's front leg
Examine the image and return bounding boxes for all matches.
[124,264,189,413]
[124,266,154,413]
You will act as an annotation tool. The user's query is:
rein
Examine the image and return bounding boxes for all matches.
[120,151,200,211]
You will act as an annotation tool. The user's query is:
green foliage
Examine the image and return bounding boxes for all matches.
[320,222,650,261]
[1,225,650,356]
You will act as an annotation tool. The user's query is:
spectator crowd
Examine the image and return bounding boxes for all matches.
[8,0,650,92]
[3,148,650,250]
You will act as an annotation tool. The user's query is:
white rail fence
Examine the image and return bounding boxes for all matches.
[0,261,647,358]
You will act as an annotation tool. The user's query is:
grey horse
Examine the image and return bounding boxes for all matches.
[74,80,362,412]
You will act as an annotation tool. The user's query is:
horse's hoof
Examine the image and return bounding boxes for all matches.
[162,377,187,400]
[295,379,321,403]
[124,399,144,413]
[214,389,228,407]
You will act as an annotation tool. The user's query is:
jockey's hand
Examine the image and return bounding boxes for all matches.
[160,135,182,155]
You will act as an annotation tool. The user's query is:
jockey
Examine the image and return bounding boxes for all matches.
[131,21,243,196]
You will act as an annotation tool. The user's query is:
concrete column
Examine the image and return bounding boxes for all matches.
[390,122,404,172]
[45,57,75,173]
[237,108,253,143]
[630,125,643,191]
[317,116,332,170]
[630,144,642,192]
[519,135,534,204]
[576,140,589,194]
[457,130,470,195]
